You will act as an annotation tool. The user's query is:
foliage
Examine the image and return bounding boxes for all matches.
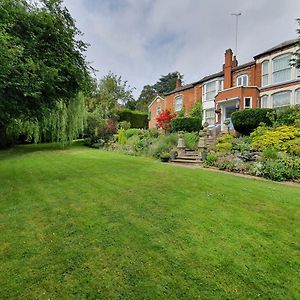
[177,106,185,118]
[292,18,300,69]
[156,109,176,132]
[231,108,273,135]
[6,92,86,146]
[135,85,158,112]
[184,132,198,150]
[125,128,143,139]
[231,136,252,153]
[189,102,203,120]
[205,153,217,166]
[0,0,92,147]
[153,72,183,95]
[251,125,300,153]
[87,72,135,120]
[118,121,131,130]
[276,105,300,126]
[147,133,178,158]
[171,117,202,132]
[215,134,234,153]
[117,128,126,145]
[117,109,148,129]
[159,152,171,159]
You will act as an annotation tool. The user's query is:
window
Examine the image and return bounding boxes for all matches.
[262,60,269,86]
[237,74,248,87]
[260,95,268,108]
[296,89,300,105]
[218,80,224,92]
[174,96,183,112]
[244,97,252,109]
[272,54,291,84]
[204,109,215,125]
[203,81,217,101]
[272,91,291,108]
[156,106,161,115]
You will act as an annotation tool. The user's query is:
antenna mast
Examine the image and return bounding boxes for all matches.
[231,13,242,57]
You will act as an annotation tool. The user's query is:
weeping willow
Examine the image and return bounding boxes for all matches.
[7,92,87,146]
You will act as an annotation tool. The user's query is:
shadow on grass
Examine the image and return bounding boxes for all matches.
[0,140,85,161]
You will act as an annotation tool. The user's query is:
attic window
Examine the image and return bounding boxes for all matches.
[237,74,248,87]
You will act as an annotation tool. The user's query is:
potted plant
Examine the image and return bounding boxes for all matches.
[160,152,171,162]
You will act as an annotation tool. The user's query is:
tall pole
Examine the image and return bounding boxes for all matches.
[231,13,241,57]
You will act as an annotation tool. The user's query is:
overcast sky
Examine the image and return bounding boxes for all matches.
[63,0,300,98]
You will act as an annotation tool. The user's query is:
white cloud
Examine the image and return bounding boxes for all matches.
[63,0,300,97]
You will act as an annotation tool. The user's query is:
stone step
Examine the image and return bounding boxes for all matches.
[177,155,200,160]
[171,158,203,164]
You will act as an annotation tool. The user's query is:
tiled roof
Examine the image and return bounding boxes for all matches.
[164,83,196,96]
[232,61,255,71]
[254,39,298,59]
[198,71,224,83]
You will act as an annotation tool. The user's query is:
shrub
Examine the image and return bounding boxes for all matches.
[215,134,234,153]
[125,128,142,139]
[147,133,178,158]
[156,109,177,132]
[232,136,252,153]
[231,108,273,135]
[189,102,203,120]
[117,128,126,145]
[117,109,148,129]
[276,106,300,126]
[171,117,202,132]
[205,153,217,166]
[118,121,131,130]
[184,132,198,150]
[251,125,300,152]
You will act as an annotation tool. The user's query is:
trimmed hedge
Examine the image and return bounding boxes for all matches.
[171,117,202,132]
[231,108,273,135]
[117,109,148,129]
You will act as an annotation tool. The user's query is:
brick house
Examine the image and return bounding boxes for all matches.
[148,39,300,130]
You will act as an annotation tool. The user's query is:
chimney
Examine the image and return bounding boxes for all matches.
[223,49,238,89]
[176,73,182,88]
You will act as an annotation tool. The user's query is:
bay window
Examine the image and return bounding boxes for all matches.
[262,61,269,86]
[204,109,215,125]
[272,54,292,84]
[296,89,300,105]
[260,95,268,108]
[272,91,291,109]
[203,81,216,101]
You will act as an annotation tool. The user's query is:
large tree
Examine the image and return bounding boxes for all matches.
[135,72,183,112]
[0,0,92,147]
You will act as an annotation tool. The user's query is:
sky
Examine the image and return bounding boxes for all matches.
[63,0,300,98]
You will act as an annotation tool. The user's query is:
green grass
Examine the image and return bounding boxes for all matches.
[0,144,299,299]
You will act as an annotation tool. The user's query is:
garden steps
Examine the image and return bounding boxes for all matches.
[171,150,202,165]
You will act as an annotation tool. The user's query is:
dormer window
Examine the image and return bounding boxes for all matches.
[175,96,183,112]
[237,74,248,87]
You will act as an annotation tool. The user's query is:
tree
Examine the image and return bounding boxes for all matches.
[153,72,183,95]
[0,0,92,147]
[135,85,158,111]
[294,18,300,70]
[87,72,135,120]
[156,109,176,132]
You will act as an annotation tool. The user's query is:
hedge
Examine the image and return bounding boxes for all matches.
[171,117,202,132]
[231,108,273,135]
[117,109,148,129]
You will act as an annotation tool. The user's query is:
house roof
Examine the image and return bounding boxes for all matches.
[198,70,224,83]
[164,83,196,96]
[254,39,299,59]
[232,61,255,71]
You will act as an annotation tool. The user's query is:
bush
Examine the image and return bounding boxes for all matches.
[232,136,252,153]
[147,133,178,158]
[189,102,203,120]
[184,132,198,150]
[125,128,142,139]
[171,117,202,132]
[231,108,273,135]
[118,121,131,130]
[205,153,217,166]
[215,134,234,153]
[117,128,126,145]
[117,109,148,129]
[251,125,300,152]
[276,106,300,126]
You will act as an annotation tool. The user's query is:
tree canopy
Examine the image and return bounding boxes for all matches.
[0,0,92,146]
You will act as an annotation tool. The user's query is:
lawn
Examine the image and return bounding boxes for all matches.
[0,144,299,299]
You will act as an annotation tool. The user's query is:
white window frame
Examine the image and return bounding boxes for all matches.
[244,97,252,109]
[204,108,215,125]
[262,60,269,87]
[237,74,248,87]
[174,95,183,112]
[272,91,291,109]
[272,53,292,84]
[260,95,269,108]
[203,81,217,102]
[296,89,300,105]
[156,106,161,115]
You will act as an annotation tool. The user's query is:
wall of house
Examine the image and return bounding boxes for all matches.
[148,97,165,129]
[165,85,202,114]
